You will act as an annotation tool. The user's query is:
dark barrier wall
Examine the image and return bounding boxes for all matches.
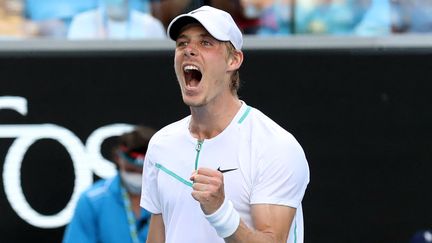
[1,47,431,243]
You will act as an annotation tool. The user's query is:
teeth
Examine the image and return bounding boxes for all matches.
[184,65,199,72]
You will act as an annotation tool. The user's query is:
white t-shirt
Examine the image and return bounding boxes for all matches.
[141,102,310,243]
[67,9,166,39]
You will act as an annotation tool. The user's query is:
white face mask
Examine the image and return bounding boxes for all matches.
[120,171,142,195]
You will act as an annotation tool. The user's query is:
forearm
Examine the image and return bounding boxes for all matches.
[223,204,294,243]
[191,169,294,243]
[203,201,288,243]
[146,214,165,243]
[225,220,281,243]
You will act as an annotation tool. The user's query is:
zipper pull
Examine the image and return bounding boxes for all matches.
[195,140,203,152]
[194,140,204,172]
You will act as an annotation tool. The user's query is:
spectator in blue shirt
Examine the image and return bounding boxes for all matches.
[63,125,156,243]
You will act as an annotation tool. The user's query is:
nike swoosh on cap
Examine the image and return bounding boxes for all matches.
[217,166,238,173]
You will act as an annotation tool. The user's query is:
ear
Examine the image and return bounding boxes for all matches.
[228,50,243,71]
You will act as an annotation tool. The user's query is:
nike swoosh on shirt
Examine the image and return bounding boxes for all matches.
[217,166,238,173]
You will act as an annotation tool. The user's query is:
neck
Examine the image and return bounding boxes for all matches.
[128,193,141,218]
[189,97,241,140]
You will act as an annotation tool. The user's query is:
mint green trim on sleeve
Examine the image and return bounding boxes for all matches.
[237,106,251,124]
[155,163,193,187]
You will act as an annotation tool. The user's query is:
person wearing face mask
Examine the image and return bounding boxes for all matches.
[67,0,166,39]
[63,125,156,243]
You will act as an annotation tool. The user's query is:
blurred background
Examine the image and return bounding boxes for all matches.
[1,0,432,243]
[0,0,431,39]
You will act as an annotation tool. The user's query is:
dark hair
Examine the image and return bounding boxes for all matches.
[118,125,156,155]
[111,125,156,168]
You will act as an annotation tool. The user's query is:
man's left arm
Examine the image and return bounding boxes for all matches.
[191,168,300,243]
[226,204,296,243]
[191,137,309,243]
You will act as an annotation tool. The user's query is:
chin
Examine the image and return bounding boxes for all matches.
[182,97,205,107]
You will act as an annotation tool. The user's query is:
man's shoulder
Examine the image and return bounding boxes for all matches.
[246,108,289,135]
[73,176,121,216]
[152,116,189,139]
[244,107,301,147]
[81,176,118,201]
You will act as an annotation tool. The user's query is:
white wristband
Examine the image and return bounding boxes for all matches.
[204,198,240,238]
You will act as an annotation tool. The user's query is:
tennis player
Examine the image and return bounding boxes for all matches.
[140,5,310,243]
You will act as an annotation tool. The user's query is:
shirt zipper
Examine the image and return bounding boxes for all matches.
[194,140,204,171]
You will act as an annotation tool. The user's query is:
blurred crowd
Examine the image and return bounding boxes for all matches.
[0,0,431,39]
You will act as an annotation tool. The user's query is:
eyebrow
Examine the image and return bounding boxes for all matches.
[177,32,214,41]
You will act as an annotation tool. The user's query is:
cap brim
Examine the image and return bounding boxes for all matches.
[167,15,200,41]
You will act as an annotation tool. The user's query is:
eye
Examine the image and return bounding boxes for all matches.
[201,40,212,46]
[176,40,188,47]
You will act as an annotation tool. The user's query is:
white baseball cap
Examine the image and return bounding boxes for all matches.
[167,5,243,50]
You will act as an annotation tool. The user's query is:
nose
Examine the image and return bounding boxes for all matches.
[184,45,198,57]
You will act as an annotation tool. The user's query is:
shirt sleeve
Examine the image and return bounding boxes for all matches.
[140,140,162,214]
[62,193,97,243]
[250,134,310,208]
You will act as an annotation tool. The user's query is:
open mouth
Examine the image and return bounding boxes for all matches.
[184,65,202,87]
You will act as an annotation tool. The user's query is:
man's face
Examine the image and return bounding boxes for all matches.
[117,156,142,174]
[116,153,143,195]
[174,24,237,108]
